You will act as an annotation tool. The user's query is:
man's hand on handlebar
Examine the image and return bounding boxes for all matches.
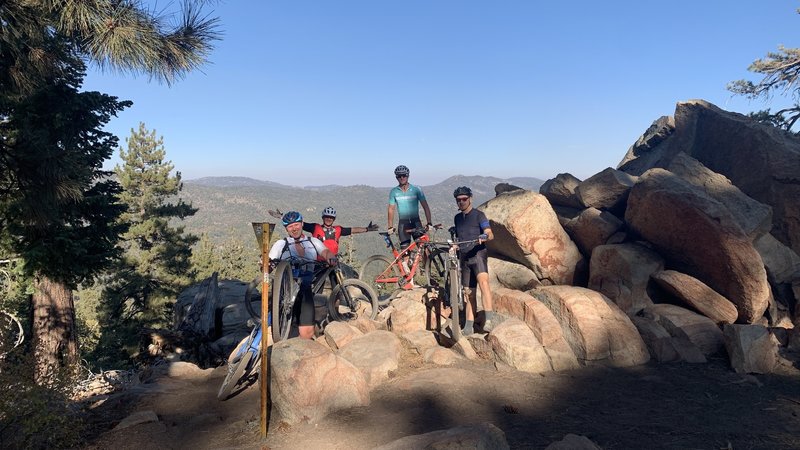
[387,226,396,234]
[478,233,489,244]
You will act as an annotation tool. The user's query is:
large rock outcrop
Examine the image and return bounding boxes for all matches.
[480,190,584,285]
[618,99,800,256]
[625,168,770,323]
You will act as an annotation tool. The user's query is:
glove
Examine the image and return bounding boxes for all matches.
[366,221,379,232]
[425,223,434,232]
[478,233,489,241]
[387,226,396,234]
[268,209,283,219]
[328,257,338,266]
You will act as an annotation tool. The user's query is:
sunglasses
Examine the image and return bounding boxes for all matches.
[396,175,408,179]
[455,197,470,203]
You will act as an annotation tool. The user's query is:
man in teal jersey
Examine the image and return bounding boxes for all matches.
[387,165,433,249]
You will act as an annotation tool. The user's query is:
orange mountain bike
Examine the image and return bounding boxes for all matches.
[358,225,448,305]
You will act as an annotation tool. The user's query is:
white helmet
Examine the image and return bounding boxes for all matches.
[322,206,336,218]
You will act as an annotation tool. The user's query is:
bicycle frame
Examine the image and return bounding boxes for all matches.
[427,235,482,341]
[373,227,438,289]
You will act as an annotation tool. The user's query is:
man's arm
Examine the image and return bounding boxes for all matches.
[387,204,396,230]
[420,199,433,226]
[302,222,315,233]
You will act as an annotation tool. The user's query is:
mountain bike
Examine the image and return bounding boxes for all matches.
[427,231,485,342]
[358,225,447,305]
[245,257,378,342]
[0,309,23,362]
[217,314,264,400]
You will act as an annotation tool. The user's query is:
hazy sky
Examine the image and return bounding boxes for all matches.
[83,1,799,187]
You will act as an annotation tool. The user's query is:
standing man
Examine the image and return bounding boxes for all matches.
[269,206,378,255]
[452,186,495,334]
[387,165,433,250]
[268,211,337,339]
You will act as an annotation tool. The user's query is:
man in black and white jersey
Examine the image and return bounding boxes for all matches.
[268,211,337,339]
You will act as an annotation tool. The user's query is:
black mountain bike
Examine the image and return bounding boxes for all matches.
[427,230,484,342]
[245,257,378,342]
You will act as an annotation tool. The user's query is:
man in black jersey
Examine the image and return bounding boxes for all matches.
[452,186,495,335]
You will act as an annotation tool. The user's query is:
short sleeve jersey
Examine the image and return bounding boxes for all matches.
[388,184,427,221]
[302,223,352,255]
[268,235,328,264]
[454,209,490,255]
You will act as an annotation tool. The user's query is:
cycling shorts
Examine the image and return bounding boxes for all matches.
[292,279,316,326]
[397,217,423,248]
[460,247,489,289]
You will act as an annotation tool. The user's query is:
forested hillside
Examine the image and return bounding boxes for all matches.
[179,175,544,264]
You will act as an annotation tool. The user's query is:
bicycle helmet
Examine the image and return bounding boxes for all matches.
[281,211,303,226]
[453,186,472,198]
[321,206,336,218]
[394,165,410,177]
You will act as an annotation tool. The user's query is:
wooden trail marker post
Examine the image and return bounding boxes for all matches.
[252,222,275,439]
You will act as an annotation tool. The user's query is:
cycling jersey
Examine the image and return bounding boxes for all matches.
[388,184,427,221]
[303,223,353,255]
[454,208,491,287]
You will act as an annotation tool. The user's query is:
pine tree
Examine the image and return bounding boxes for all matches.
[728,10,800,132]
[93,123,198,366]
[0,55,129,382]
[0,1,219,381]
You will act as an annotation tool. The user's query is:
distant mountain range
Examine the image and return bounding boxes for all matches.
[178,175,545,262]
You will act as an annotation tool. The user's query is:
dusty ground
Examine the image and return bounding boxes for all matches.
[81,343,800,450]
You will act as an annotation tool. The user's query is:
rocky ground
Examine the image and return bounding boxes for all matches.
[81,340,800,450]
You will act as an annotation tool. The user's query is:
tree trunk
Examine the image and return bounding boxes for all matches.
[31,275,79,384]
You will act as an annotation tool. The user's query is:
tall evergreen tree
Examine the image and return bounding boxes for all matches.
[94,123,198,365]
[0,54,129,382]
[0,1,219,381]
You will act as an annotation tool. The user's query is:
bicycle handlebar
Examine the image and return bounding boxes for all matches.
[402,223,443,234]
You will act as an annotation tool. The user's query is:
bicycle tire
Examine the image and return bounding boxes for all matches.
[0,311,24,357]
[424,250,447,287]
[244,277,262,321]
[359,255,399,306]
[328,278,379,322]
[447,265,462,342]
[218,334,256,400]
[271,261,295,343]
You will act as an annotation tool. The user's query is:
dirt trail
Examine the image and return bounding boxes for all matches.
[83,349,800,450]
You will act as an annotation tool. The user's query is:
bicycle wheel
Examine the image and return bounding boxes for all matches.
[218,333,256,400]
[424,250,447,287]
[328,279,379,322]
[244,277,262,321]
[0,311,23,357]
[359,255,398,306]
[271,261,295,343]
[447,265,462,342]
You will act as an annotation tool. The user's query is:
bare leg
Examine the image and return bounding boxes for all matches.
[463,287,477,321]
[298,325,314,339]
[476,272,492,313]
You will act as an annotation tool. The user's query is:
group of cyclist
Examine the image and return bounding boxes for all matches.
[269,164,495,339]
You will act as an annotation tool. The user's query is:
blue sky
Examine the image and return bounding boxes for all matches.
[83,1,800,187]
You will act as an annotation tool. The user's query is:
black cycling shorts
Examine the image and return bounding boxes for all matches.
[397,217,423,248]
[460,247,489,289]
[292,279,316,326]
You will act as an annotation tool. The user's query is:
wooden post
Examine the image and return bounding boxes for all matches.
[252,222,275,440]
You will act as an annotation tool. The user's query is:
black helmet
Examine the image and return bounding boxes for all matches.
[281,211,303,226]
[453,186,472,198]
[394,165,410,177]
